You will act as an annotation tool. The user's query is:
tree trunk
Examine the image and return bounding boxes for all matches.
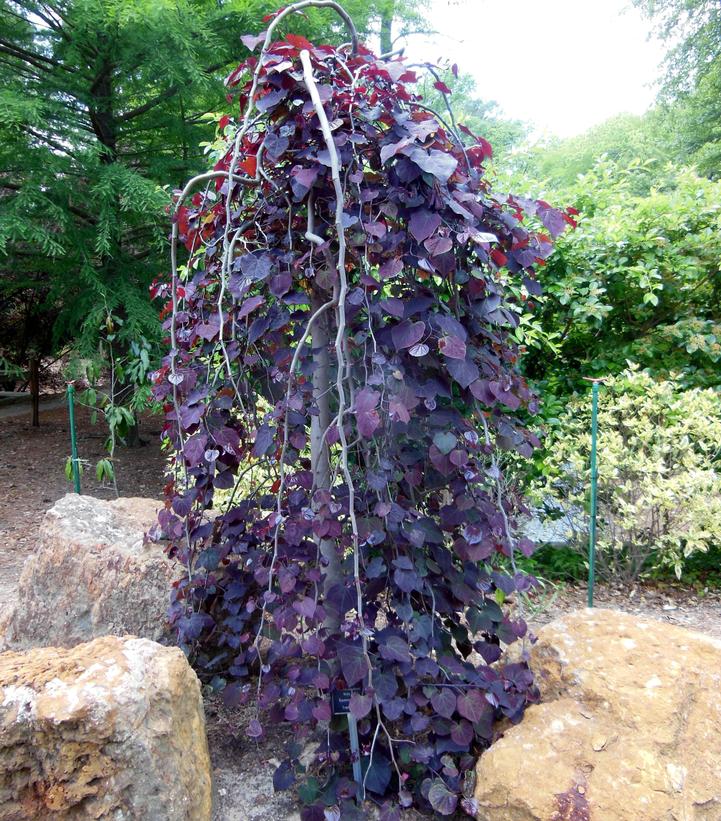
[124,413,145,448]
[89,50,117,164]
[380,1,395,54]
[29,355,39,427]
[310,288,341,632]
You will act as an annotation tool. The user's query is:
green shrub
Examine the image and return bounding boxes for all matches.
[535,366,721,580]
[514,544,587,583]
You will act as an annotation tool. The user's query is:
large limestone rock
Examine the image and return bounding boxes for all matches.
[475,609,721,820]
[1,494,176,650]
[0,635,212,820]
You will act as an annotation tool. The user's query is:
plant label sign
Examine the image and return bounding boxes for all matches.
[332,688,359,715]
[331,687,364,795]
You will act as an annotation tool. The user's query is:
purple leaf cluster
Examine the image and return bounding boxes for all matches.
[153,31,570,818]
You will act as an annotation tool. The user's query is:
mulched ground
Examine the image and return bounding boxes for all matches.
[527,577,721,640]
[2,402,720,819]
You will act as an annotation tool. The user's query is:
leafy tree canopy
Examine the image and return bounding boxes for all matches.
[510,113,668,190]
[634,0,721,177]
[634,0,721,95]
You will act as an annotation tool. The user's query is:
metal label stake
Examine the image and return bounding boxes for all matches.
[332,688,363,798]
[67,383,81,494]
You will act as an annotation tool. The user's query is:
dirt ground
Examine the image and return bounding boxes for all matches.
[2,400,721,819]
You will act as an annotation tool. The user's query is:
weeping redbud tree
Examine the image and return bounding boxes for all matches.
[152,2,571,816]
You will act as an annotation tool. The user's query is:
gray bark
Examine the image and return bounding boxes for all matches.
[310,288,341,631]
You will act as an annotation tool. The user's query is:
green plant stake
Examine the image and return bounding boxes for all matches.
[67,384,81,494]
[586,379,602,607]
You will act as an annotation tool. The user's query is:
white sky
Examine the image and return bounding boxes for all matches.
[403,0,667,138]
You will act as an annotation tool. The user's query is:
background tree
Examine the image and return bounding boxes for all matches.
[511,113,667,189]
[0,0,247,379]
[634,0,721,176]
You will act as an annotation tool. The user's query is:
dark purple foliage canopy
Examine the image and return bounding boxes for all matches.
[152,16,571,816]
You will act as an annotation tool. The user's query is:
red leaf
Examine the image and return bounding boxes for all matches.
[225,65,245,88]
[434,80,452,95]
[490,249,507,267]
[459,122,480,142]
[239,155,257,177]
[286,33,313,51]
[262,8,284,23]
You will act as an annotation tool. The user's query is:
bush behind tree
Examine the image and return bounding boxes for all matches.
[534,366,721,581]
[516,159,721,397]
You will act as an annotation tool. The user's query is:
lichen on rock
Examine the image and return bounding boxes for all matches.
[0,494,176,651]
[0,635,211,820]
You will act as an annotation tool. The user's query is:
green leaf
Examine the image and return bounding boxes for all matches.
[643,291,659,306]
[433,432,457,455]
[95,459,114,482]
[297,777,320,804]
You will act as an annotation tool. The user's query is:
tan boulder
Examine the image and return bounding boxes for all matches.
[0,635,211,820]
[1,494,177,650]
[475,608,721,820]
